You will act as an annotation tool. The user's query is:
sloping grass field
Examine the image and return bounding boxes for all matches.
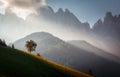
[0,46,92,77]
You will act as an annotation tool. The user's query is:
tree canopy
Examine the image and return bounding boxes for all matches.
[25,40,37,53]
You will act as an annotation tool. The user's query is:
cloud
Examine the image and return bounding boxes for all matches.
[0,0,47,19]
[8,0,47,8]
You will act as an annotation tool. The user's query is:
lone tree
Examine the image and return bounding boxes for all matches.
[25,40,37,53]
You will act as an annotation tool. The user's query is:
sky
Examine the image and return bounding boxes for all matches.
[46,0,120,26]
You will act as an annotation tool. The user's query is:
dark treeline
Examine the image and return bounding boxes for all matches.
[0,39,7,47]
[0,38,15,49]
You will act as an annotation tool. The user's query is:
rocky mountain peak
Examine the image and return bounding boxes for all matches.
[104,12,114,23]
[57,8,64,13]
[65,9,71,14]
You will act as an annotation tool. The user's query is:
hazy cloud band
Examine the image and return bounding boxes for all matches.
[0,0,47,19]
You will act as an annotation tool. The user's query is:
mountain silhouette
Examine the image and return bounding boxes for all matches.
[93,12,120,40]
[92,12,120,57]
[36,6,90,31]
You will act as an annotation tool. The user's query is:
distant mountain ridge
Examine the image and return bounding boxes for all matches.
[36,6,90,31]
[92,12,120,40]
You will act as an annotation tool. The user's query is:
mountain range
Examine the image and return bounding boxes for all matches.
[0,6,120,42]
[35,6,120,57]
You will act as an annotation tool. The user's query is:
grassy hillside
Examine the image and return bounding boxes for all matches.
[0,46,92,77]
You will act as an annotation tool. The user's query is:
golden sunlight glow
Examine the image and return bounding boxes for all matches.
[11,7,36,20]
